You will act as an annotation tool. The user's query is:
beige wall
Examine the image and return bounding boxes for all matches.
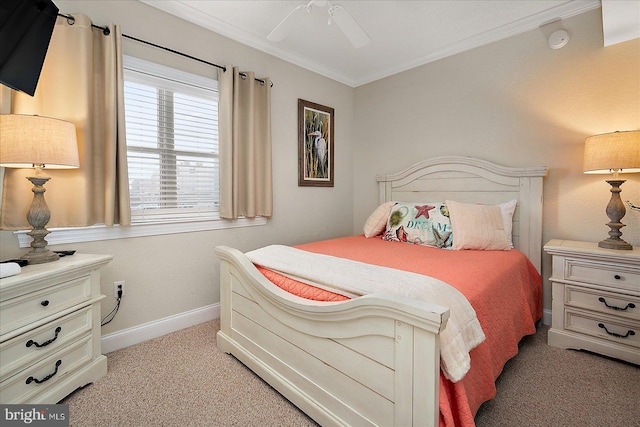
[352,9,640,310]
[0,0,356,335]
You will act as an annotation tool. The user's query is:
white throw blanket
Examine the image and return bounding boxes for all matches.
[246,245,485,382]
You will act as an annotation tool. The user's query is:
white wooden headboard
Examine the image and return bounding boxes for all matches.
[377,156,548,273]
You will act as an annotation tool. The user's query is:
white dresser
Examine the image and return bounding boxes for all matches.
[0,254,112,403]
[544,240,639,364]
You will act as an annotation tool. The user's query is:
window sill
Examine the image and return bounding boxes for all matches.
[14,217,267,248]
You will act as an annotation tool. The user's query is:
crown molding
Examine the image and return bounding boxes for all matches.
[142,0,601,88]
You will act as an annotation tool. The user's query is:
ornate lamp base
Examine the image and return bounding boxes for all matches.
[21,176,60,264]
[22,229,60,264]
[599,238,632,251]
[598,180,632,251]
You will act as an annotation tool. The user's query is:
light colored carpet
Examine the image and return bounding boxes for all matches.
[475,324,640,427]
[64,319,316,426]
[63,320,639,426]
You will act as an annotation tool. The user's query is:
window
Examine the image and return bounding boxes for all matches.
[14,56,265,248]
[123,56,219,224]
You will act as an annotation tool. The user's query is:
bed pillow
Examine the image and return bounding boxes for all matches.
[446,200,511,250]
[499,199,517,248]
[383,202,453,249]
[363,201,396,238]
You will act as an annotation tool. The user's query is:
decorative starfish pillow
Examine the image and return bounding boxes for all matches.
[383,202,453,249]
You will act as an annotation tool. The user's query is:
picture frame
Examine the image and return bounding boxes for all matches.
[298,98,334,187]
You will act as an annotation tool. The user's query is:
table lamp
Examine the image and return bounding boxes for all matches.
[583,130,640,250]
[0,114,79,264]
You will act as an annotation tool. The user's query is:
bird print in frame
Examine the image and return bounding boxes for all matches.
[298,98,334,187]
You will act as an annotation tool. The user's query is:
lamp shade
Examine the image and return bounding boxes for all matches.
[583,130,640,174]
[0,114,79,169]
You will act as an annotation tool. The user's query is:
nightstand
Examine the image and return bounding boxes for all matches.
[0,254,113,403]
[544,240,639,364]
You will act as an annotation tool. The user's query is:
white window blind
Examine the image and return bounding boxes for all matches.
[123,56,220,224]
[14,56,266,248]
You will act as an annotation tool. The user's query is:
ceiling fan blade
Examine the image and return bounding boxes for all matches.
[267,4,307,42]
[329,5,370,48]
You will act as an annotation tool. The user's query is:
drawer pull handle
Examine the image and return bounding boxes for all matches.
[598,297,636,311]
[614,275,621,280]
[40,300,50,307]
[26,360,62,385]
[597,323,636,339]
[26,327,62,348]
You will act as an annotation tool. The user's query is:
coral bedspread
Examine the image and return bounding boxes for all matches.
[256,235,542,427]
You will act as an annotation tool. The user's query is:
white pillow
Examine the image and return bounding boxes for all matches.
[363,201,396,238]
[446,200,511,251]
[499,199,517,248]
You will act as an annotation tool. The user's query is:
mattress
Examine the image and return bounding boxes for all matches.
[255,235,542,427]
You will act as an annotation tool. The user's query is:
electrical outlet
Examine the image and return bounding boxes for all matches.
[114,281,125,298]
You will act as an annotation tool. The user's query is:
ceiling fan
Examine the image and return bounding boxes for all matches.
[267,0,370,48]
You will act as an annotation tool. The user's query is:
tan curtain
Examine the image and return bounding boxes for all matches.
[0,14,130,230]
[218,66,272,219]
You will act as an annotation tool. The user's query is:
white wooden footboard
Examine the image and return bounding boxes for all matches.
[216,246,449,427]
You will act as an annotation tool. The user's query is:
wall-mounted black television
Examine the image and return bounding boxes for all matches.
[0,0,59,96]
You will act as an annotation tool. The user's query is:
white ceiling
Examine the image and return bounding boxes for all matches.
[141,0,601,87]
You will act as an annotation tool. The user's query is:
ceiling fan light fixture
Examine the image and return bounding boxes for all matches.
[267,0,370,48]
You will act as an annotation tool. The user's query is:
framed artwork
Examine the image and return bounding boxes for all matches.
[298,98,334,187]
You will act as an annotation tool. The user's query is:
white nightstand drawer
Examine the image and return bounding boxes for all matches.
[0,275,91,336]
[545,240,640,364]
[565,309,639,349]
[565,259,640,290]
[0,254,111,404]
[565,285,639,321]
[0,335,93,404]
[0,307,93,382]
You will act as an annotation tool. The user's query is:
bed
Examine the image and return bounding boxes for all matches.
[215,156,548,426]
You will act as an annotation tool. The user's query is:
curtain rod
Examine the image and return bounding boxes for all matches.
[57,13,273,87]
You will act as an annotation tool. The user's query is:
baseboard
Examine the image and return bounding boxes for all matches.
[542,309,552,326]
[101,303,220,354]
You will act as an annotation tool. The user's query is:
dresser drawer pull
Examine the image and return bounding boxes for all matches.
[40,300,50,307]
[26,360,62,385]
[598,297,636,311]
[614,275,621,280]
[597,323,636,339]
[26,327,62,348]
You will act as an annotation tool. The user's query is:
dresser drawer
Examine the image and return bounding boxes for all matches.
[565,259,640,289]
[0,275,91,336]
[0,307,93,382]
[0,335,93,404]
[565,285,639,322]
[565,309,639,349]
